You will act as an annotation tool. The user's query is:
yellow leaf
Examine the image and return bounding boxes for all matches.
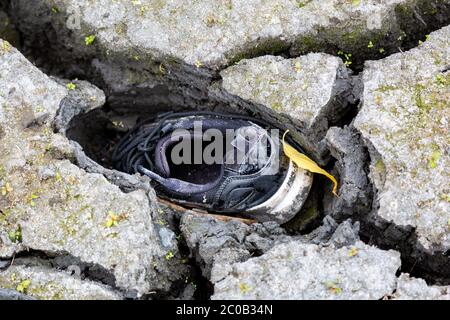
[348,247,358,257]
[239,283,251,294]
[165,251,174,260]
[105,211,125,228]
[324,281,342,294]
[159,63,166,74]
[429,150,441,169]
[66,82,76,90]
[105,219,115,228]
[294,61,301,73]
[16,279,31,293]
[194,60,203,68]
[84,35,96,46]
[282,130,338,195]
[1,182,12,196]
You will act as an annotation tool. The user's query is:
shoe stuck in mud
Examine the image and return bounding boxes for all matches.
[112,111,337,224]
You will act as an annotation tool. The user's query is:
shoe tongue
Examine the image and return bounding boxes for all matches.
[224,125,272,175]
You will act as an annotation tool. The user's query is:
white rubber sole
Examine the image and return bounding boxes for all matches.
[245,160,313,224]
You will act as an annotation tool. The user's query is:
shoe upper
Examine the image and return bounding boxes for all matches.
[112,112,289,213]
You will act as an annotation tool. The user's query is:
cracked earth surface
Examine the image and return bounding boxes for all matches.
[0,0,449,300]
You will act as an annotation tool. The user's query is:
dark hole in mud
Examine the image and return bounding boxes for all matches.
[65,91,341,232]
[66,108,123,170]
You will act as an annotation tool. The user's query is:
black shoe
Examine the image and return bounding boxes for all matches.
[112,112,312,223]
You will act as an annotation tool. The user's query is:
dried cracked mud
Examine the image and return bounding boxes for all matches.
[0,0,449,300]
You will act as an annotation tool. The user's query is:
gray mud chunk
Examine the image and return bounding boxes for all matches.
[329,219,360,248]
[0,265,121,300]
[0,40,186,297]
[212,240,401,300]
[181,213,253,280]
[221,54,354,161]
[305,215,339,244]
[0,39,68,133]
[304,216,360,247]
[10,0,450,69]
[392,274,450,300]
[353,25,450,251]
[221,54,352,132]
[0,289,36,300]
[180,213,295,283]
[55,79,106,133]
[324,126,371,221]
[15,160,173,296]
